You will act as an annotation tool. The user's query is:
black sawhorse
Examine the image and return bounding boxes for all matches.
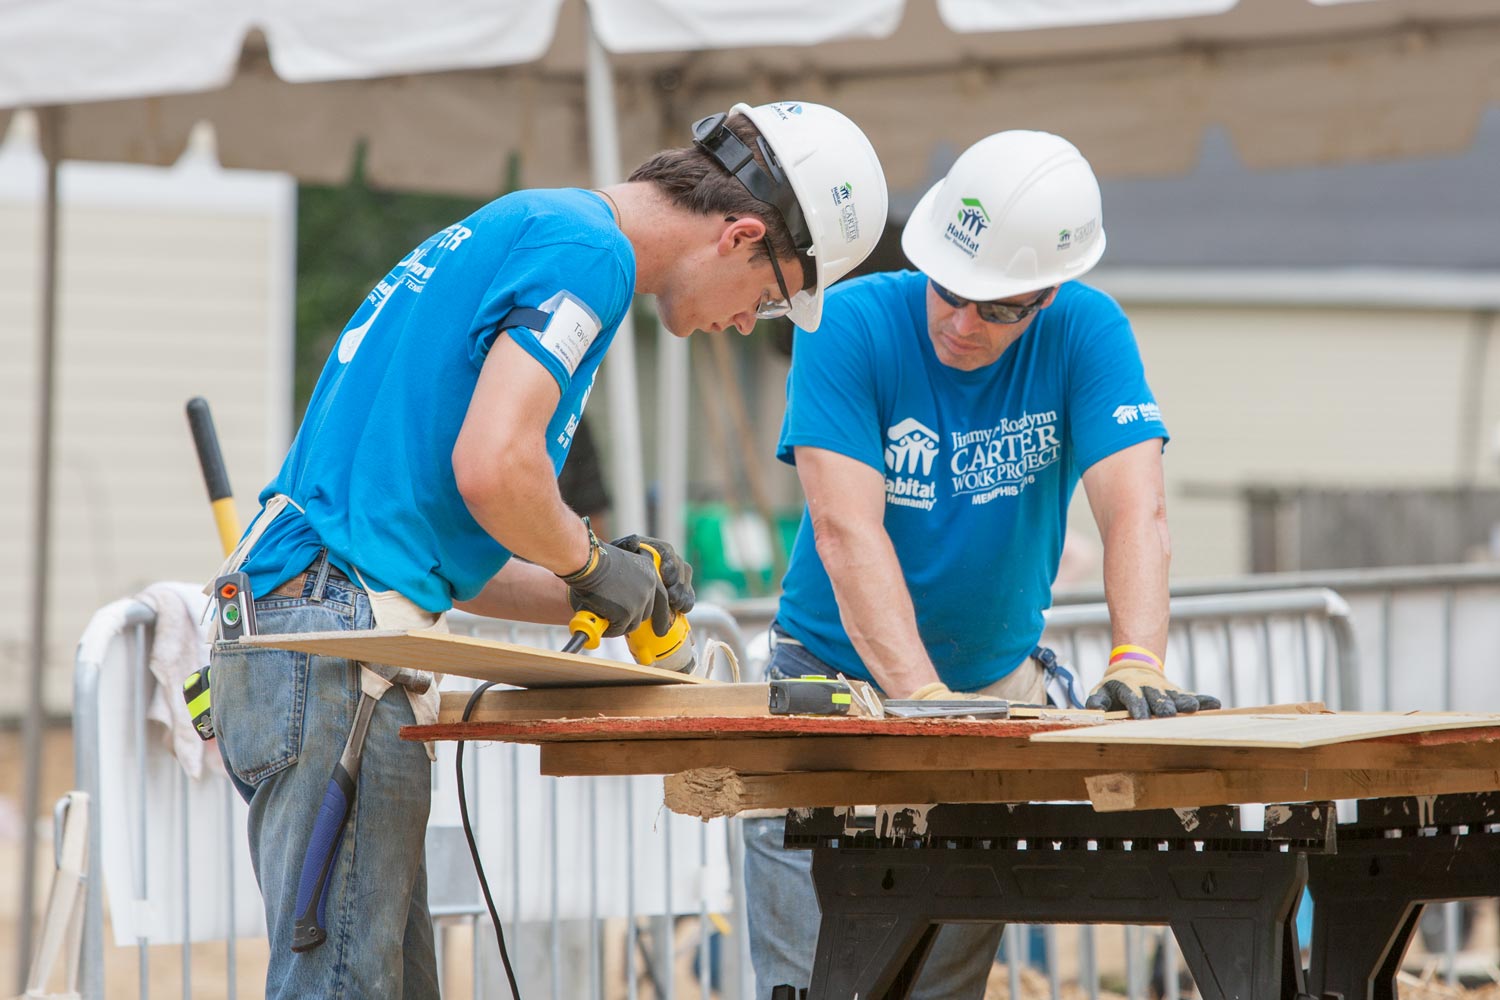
[785,800,1333,1000]
[1305,792,1500,1000]
[785,793,1500,1000]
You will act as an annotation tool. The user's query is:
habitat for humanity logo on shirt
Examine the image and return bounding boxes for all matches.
[884,417,939,510]
[949,410,1060,505]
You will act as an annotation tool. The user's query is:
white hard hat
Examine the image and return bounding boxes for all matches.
[696,101,888,330]
[901,131,1106,301]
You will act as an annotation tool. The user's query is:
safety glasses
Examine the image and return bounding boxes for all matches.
[756,250,794,319]
[931,282,1055,324]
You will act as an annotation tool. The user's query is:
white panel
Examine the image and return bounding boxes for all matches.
[262,0,565,82]
[0,130,293,716]
[0,0,562,105]
[589,0,903,53]
[939,0,1237,32]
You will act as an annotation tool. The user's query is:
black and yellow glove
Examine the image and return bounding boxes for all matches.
[559,524,670,638]
[907,682,1004,703]
[610,533,695,617]
[1085,660,1221,720]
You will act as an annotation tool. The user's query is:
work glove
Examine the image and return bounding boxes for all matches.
[611,534,695,616]
[1085,663,1222,720]
[907,681,1004,702]
[560,527,671,638]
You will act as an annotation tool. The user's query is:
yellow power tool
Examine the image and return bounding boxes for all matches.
[563,542,696,673]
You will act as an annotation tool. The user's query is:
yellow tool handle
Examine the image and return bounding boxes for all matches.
[567,610,608,650]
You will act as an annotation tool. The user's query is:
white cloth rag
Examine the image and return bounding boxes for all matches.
[134,582,220,779]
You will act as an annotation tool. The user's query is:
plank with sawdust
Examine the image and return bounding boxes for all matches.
[438,683,773,722]
[434,686,1127,724]
[1031,711,1500,749]
[241,628,712,688]
[403,715,1094,743]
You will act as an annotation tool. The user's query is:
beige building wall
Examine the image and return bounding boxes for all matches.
[1071,278,1500,582]
[0,121,294,716]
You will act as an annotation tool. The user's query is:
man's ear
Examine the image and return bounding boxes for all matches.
[717,215,768,257]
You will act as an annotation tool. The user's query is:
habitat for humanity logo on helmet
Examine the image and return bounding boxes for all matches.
[884,417,939,511]
[831,181,860,243]
[943,197,990,258]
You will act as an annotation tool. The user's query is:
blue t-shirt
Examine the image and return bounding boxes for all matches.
[242,189,635,612]
[775,271,1169,691]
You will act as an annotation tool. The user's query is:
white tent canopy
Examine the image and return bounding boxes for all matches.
[4,0,1498,195]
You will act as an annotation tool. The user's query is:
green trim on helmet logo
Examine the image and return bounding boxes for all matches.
[955,198,989,236]
[1057,228,1072,250]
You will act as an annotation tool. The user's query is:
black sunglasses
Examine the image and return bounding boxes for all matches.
[931,282,1055,324]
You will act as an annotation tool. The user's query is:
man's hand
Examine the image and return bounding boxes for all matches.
[908,682,1004,703]
[559,532,670,638]
[611,534,695,616]
[1085,663,1221,720]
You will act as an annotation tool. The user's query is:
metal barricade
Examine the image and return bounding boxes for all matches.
[69,595,753,1000]
[438,604,753,1000]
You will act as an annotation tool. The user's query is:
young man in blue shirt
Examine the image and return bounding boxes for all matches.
[747,130,1219,998]
[208,101,887,999]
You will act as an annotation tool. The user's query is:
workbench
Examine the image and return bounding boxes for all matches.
[782,792,1500,1000]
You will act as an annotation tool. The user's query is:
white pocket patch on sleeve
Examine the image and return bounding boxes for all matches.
[536,291,603,377]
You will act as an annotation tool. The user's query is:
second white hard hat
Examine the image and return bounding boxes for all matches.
[705,101,889,331]
[901,130,1106,301]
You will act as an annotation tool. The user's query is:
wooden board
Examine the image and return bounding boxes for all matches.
[404,715,1097,743]
[1032,712,1500,749]
[1085,768,1500,812]
[538,730,1500,777]
[659,764,1500,817]
[664,767,1095,819]
[433,687,1123,725]
[439,683,776,723]
[242,629,713,688]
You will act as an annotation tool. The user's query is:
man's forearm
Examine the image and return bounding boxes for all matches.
[816,522,941,698]
[1100,507,1170,657]
[454,559,573,624]
[456,446,592,578]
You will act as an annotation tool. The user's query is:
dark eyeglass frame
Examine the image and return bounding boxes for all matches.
[931,281,1055,325]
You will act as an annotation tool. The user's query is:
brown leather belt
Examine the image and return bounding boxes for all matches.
[270,564,355,599]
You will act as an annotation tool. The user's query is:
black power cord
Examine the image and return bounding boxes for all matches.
[456,632,588,1000]
[457,679,520,999]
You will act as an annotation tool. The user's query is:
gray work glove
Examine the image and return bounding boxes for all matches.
[1085,663,1222,720]
[611,534,696,617]
[560,529,671,638]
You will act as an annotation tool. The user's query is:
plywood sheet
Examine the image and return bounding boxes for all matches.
[405,715,1095,744]
[1032,712,1500,749]
[242,628,713,688]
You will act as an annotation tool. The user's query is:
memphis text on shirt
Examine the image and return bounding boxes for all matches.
[949,410,1061,505]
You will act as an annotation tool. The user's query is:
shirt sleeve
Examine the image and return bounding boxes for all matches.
[466,241,630,394]
[776,298,885,473]
[1063,288,1170,473]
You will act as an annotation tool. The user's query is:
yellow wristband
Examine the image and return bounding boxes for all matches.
[1109,644,1162,670]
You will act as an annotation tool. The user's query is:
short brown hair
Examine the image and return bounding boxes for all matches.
[629,113,812,290]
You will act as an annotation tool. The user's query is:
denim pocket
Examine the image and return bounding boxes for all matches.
[209,598,353,786]
[212,639,308,785]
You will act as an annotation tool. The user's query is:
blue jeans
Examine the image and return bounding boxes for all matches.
[212,558,438,1000]
[743,628,1003,999]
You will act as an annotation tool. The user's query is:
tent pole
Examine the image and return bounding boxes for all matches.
[585,13,648,535]
[18,104,61,996]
